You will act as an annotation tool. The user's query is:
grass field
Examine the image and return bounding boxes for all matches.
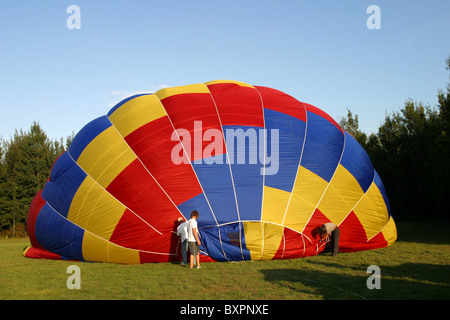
[1,220,449,300]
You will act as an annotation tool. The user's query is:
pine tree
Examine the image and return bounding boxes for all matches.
[0,122,66,233]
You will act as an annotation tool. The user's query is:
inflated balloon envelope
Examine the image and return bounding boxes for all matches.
[23,80,397,263]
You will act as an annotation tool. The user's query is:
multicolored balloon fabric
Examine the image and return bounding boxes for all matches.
[23,80,397,263]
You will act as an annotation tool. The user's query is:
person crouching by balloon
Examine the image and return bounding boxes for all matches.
[318,223,340,256]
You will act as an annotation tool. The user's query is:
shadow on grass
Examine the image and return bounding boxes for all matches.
[309,260,450,286]
[261,268,368,300]
[261,262,450,300]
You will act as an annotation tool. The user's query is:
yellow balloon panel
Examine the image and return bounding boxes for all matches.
[318,164,365,225]
[68,176,126,240]
[243,222,284,260]
[283,166,328,232]
[82,231,140,264]
[261,186,290,225]
[108,94,168,138]
[76,126,136,188]
[353,181,390,240]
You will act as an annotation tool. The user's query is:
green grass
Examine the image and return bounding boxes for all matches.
[1,221,449,300]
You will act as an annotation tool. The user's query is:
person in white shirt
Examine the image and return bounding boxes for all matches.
[176,217,188,265]
[318,222,340,256]
[187,210,201,269]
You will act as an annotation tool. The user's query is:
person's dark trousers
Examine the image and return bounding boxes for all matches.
[181,239,188,264]
[330,227,340,256]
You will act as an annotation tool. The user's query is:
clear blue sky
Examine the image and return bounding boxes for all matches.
[1,0,449,141]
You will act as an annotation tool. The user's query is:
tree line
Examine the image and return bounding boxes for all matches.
[1,57,449,236]
[339,56,450,221]
[0,123,73,236]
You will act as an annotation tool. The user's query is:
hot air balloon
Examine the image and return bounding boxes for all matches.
[23,80,397,263]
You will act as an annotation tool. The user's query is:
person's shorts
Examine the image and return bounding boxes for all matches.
[188,241,199,255]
